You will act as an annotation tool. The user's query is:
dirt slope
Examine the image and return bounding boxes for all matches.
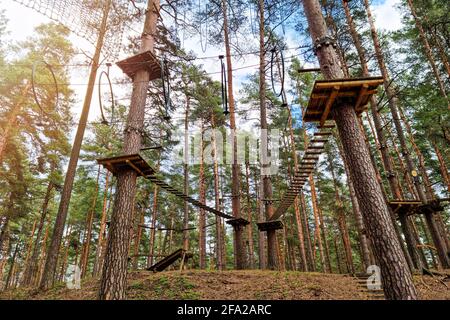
[0,270,448,300]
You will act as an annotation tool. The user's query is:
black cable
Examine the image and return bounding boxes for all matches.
[219,55,229,115]
[270,46,287,107]
[31,61,59,116]
[98,63,115,126]
[161,59,171,121]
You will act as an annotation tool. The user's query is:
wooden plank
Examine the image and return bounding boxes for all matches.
[320,86,340,127]
[355,84,369,111]
[314,77,384,89]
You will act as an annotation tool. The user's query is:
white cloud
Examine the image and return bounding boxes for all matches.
[372,0,403,31]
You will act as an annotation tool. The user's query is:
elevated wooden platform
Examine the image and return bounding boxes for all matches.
[389,200,422,216]
[147,248,192,272]
[116,50,161,80]
[226,218,250,228]
[97,154,155,177]
[303,76,384,126]
[257,220,284,231]
[389,200,445,216]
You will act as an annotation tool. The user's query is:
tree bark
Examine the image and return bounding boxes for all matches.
[98,0,159,300]
[335,135,373,270]
[303,0,417,299]
[221,0,246,270]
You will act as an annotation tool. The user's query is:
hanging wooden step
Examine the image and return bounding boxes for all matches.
[117,50,162,81]
[257,220,284,231]
[303,76,384,126]
[97,154,155,177]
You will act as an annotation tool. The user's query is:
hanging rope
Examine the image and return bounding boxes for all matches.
[270,46,287,107]
[161,58,171,121]
[219,55,229,115]
[98,63,115,126]
[199,1,208,53]
[31,60,59,116]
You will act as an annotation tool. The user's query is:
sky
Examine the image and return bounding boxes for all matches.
[0,0,404,145]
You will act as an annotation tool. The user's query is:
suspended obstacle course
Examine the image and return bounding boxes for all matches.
[270,76,385,222]
[97,153,235,220]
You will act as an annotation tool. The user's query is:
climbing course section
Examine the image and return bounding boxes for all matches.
[270,76,384,221]
[97,154,234,220]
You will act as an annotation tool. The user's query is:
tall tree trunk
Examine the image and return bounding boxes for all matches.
[21,220,37,285]
[254,170,267,269]
[182,96,190,253]
[221,0,246,270]
[327,153,354,274]
[342,0,403,200]
[81,166,101,278]
[199,121,206,269]
[258,0,278,269]
[300,191,315,271]
[98,0,159,300]
[148,167,161,267]
[364,0,450,269]
[40,1,112,290]
[211,114,224,270]
[287,105,308,271]
[303,0,417,299]
[245,162,255,269]
[132,205,145,270]
[432,140,450,193]
[93,171,111,277]
[4,242,20,290]
[335,135,373,270]
[22,180,54,286]
[309,176,327,272]
[406,0,448,104]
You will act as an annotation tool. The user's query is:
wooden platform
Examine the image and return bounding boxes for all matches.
[116,50,162,80]
[303,76,384,126]
[225,217,250,227]
[389,200,444,216]
[147,248,192,272]
[97,154,155,177]
[389,200,422,216]
[257,220,284,231]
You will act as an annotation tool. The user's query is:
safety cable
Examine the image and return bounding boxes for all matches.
[31,60,59,116]
[98,63,115,126]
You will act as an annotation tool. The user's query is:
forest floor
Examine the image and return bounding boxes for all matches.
[0,270,449,300]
